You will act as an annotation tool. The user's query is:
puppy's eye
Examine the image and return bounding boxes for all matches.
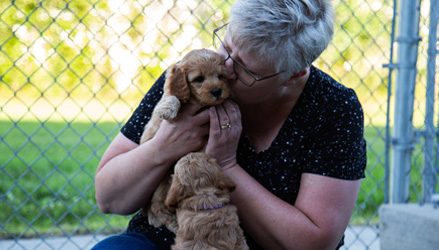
[218,74,227,81]
[192,76,205,83]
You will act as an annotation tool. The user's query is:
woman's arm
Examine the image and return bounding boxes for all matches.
[224,166,359,250]
[95,103,210,215]
[205,100,361,249]
[95,133,171,215]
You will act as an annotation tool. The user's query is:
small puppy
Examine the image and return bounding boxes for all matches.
[140,49,230,233]
[165,152,248,250]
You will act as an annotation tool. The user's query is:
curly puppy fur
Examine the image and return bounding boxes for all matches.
[165,152,248,250]
[139,49,230,233]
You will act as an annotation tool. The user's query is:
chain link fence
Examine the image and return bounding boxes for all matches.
[407,0,439,205]
[384,0,438,205]
[0,0,436,249]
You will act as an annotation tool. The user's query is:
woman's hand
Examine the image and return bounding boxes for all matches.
[205,100,242,169]
[152,102,210,164]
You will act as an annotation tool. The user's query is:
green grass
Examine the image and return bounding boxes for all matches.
[0,120,388,237]
[0,120,128,238]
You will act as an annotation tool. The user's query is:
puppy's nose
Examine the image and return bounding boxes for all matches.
[210,88,223,98]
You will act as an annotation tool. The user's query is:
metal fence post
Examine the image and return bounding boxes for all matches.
[384,0,398,204]
[391,0,421,203]
[424,0,439,204]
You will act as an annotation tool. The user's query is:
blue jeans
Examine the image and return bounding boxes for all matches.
[91,232,158,250]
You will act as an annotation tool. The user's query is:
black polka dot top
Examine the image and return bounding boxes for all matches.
[121,65,367,249]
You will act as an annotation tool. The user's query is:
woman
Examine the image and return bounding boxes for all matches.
[93,0,366,249]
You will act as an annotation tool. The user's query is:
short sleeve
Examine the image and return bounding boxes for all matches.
[303,88,367,180]
[120,71,166,144]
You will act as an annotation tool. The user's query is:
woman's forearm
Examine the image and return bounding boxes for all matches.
[95,105,210,215]
[224,166,314,249]
[95,137,175,215]
[224,165,346,250]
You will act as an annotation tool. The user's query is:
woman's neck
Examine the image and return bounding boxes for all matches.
[241,69,309,127]
[239,69,309,151]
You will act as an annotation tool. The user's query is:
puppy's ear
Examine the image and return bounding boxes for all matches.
[207,156,236,192]
[165,175,185,208]
[218,174,236,193]
[164,63,190,103]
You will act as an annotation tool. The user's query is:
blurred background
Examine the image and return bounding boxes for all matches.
[0,0,437,249]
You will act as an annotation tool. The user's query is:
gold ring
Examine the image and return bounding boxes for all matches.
[220,123,231,129]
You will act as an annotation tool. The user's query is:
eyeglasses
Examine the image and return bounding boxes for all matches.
[213,23,284,87]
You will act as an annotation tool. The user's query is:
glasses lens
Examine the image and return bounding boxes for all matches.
[232,63,253,86]
[213,34,221,50]
[213,24,257,87]
[213,24,226,48]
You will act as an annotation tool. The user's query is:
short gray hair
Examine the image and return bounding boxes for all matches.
[229,0,333,77]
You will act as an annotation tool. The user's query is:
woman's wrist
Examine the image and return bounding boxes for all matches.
[143,137,176,167]
[221,160,239,171]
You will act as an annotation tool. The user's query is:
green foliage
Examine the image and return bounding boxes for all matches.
[1,0,392,103]
[319,1,392,99]
[0,0,238,105]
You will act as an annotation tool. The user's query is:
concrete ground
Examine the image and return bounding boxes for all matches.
[379,204,439,250]
[0,225,380,250]
[341,225,380,250]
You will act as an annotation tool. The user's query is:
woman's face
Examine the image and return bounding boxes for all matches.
[217,34,285,105]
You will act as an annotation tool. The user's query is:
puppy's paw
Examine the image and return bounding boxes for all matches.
[157,95,181,120]
[165,215,178,234]
[147,205,177,231]
[147,213,164,228]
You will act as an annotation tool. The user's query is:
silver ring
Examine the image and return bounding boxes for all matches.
[220,123,231,129]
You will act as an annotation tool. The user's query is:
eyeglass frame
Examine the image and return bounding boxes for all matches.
[212,23,284,87]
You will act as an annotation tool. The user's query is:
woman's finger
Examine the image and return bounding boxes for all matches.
[192,108,210,125]
[180,102,203,116]
[223,100,241,125]
[209,106,221,132]
[216,105,232,132]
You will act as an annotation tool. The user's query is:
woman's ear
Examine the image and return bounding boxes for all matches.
[281,68,309,87]
[164,63,191,103]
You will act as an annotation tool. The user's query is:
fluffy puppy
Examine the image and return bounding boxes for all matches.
[165,152,248,250]
[140,49,230,233]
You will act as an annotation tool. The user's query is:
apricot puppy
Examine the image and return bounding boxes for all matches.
[165,152,248,250]
[140,49,230,233]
